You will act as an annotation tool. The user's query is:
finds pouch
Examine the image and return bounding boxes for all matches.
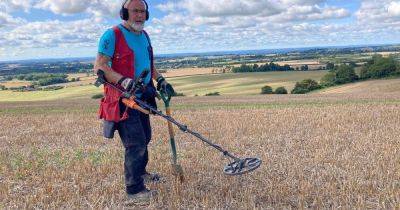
[103,120,117,139]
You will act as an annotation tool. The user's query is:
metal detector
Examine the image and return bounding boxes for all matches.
[95,70,262,176]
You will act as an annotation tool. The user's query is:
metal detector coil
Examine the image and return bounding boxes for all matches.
[223,158,262,175]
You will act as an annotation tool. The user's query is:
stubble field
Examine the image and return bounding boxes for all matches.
[0,92,399,208]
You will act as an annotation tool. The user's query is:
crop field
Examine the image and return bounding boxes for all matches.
[163,67,216,77]
[169,71,328,96]
[0,80,32,88]
[316,78,400,94]
[0,91,399,208]
[0,85,100,102]
[0,70,328,101]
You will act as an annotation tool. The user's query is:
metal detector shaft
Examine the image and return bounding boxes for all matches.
[133,99,240,161]
[100,79,240,161]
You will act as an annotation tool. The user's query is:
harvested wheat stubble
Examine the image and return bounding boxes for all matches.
[0,93,399,208]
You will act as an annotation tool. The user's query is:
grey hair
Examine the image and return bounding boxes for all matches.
[124,0,147,9]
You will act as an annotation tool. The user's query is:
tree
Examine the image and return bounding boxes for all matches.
[334,64,358,84]
[300,65,309,71]
[326,62,335,70]
[320,72,336,87]
[360,55,398,79]
[291,79,321,94]
[253,64,259,71]
[274,87,288,94]
[261,85,273,94]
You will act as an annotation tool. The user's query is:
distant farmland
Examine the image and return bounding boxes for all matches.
[0,70,328,101]
[169,71,328,96]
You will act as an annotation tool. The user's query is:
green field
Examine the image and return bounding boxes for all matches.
[0,85,100,102]
[170,71,328,96]
[0,71,329,101]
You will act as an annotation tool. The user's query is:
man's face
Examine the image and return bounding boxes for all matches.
[126,0,147,25]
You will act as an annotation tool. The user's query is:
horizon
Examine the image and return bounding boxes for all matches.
[1,0,400,61]
[0,43,399,63]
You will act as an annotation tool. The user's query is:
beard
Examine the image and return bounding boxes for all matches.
[131,22,144,32]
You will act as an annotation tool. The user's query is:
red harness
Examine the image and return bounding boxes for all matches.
[98,26,154,122]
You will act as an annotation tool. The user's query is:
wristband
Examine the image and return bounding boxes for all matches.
[117,77,127,85]
[156,76,165,83]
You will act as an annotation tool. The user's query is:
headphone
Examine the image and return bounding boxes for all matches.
[120,0,149,21]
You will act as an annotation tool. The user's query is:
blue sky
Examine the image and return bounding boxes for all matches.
[0,0,399,61]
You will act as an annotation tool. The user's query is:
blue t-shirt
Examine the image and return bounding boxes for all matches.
[98,24,151,85]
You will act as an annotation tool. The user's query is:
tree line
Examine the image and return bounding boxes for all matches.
[232,62,294,73]
[321,55,399,87]
[3,73,70,88]
[261,55,400,95]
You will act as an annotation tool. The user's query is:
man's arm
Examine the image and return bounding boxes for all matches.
[93,53,123,84]
[152,67,163,81]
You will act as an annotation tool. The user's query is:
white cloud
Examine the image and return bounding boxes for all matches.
[155,0,350,30]
[1,0,400,60]
[0,12,25,27]
[179,0,283,17]
[0,19,107,49]
[0,0,36,12]
[355,0,399,23]
[270,5,350,22]
[388,1,400,17]
[87,0,123,19]
[279,0,325,6]
[35,0,90,15]
[156,2,178,12]
[34,0,123,18]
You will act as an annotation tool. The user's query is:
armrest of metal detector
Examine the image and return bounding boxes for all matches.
[94,69,106,87]
[129,69,149,95]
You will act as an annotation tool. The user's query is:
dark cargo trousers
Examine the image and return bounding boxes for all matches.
[116,109,152,195]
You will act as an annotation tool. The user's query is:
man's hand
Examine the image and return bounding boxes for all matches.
[118,77,134,92]
[156,76,175,97]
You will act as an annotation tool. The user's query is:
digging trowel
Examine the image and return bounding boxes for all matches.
[158,91,185,182]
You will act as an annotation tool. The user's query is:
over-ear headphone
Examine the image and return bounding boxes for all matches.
[120,0,149,21]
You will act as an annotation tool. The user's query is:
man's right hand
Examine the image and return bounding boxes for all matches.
[118,77,134,92]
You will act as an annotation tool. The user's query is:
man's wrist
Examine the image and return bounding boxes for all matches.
[156,75,165,83]
[119,77,133,90]
[117,77,127,85]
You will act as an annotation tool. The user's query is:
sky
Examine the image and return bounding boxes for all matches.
[0,0,400,61]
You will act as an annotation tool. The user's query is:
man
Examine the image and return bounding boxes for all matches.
[94,0,174,203]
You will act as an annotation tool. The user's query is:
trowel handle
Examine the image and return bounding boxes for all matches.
[166,107,175,138]
[159,91,171,106]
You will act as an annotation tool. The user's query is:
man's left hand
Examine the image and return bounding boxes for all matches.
[157,77,175,97]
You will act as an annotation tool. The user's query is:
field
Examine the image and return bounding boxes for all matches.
[1,89,399,208]
[316,78,400,94]
[168,71,328,96]
[163,67,216,77]
[0,85,100,101]
[235,59,326,71]
[0,70,328,101]
[0,80,31,88]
